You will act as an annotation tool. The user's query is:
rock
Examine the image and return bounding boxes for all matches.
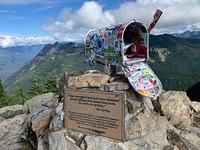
[191,101,200,112]
[101,81,130,92]
[23,93,58,149]
[123,138,170,150]
[84,136,124,150]
[59,72,69,97]
[2,71,200,150]
[48,129,81,150]
[24,93,57,114]
[0,114,27,150]
[126,95,144,114]
[0,116,5,122]
[167,125,200,150]
[66,129,85,147]
[37,129,49,150]
[190,101,200,128]
[159,91,192,129]
[68,72,110,88]
[24,93,58,133]
[50,102,64,131]
[163,145,179,150]
[0,104,24,119]
[125,103,170,149]
[31,109,55,132]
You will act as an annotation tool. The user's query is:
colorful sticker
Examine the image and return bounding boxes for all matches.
[122,62,162,99]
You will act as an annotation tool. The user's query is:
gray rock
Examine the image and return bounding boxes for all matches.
[1,71,200,150]
[50,102,64,131]
[48,129,81,150]
[0,114,27,150]
[0,104,23,119]
[162,145,179,150]
[159,91,192,129]
[167,125,200,150]
[66,129,85,147]
[24,93,58,133]
[125,103,170,148]
[190,101,200,128]
[101,81,130,92]
[37,129,49,150]
[0,116,5,122]
[84,136,124,150]
[24,92,58,114]
[31,108,55,132]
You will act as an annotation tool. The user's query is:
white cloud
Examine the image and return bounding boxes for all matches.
[0,35,52,48]
[2,0,200,47]
[0,34,84,48]
[43,0,200,35]
[42,1,115,33]
[186,22,200,31]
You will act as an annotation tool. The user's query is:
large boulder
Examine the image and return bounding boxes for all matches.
[0,114,28,150]
[24,93,58,133]
[125,102,170,149]
[159,91,193,129]
[23,93,58,149]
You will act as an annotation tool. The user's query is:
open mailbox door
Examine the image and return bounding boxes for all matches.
[85,10,163,99]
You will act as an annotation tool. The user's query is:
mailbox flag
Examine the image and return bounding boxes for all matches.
[148,9,163,33]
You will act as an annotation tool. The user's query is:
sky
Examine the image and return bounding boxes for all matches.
[0,0,200,48]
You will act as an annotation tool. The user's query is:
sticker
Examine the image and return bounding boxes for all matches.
[123,62,162,99]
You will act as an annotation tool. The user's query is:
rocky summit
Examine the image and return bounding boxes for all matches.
[0,70,200,150]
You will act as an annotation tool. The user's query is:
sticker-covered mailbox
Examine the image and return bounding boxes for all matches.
[85,9,163,100]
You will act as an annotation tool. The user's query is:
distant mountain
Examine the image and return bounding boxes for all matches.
[173,30,200,39]
[149,34,200,91]
[4,42,96,94]
[4,34,200,94]
[0,44,44,80]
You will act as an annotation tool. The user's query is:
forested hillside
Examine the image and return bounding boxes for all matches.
[149,34,200,91]
[4,34,200,97]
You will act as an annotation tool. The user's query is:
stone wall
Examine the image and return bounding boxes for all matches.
[0,70,200,150]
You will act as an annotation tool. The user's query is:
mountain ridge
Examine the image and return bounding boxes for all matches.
[4,34,200,94]
[173,30,200,39]
[4,42,88,93]
[0,44,44,80]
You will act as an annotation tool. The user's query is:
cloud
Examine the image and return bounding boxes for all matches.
[0,35,51,48]
[2,0,200,47]
[3,15,30,20]
[0,34,84,48]
[186,22,200,31]
[42,0,200,35]
[42,1,115,33]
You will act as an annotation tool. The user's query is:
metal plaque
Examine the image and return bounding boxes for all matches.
[64,89,125,141]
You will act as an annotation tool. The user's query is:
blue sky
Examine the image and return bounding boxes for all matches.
[0,0,200,47]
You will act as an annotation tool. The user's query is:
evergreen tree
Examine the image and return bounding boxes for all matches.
[13,85,26,105]
[0,79,8,108]
[28,77,44,98]
[44,72,59,95]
